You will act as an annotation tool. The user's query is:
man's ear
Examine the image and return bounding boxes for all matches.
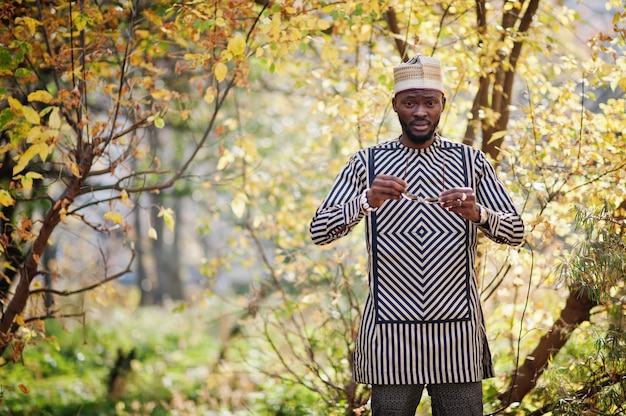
[442,95,447,110]
[392,96,397,112]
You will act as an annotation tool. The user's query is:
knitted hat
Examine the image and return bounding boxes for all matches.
[393,54,444,95]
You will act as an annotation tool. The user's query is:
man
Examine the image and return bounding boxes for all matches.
[309,54,525,415]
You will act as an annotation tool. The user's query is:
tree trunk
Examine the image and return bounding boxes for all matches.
[499,288,599,406]
[151,192,167,303]
[0,176,85,355]
[135,195,154,305]
[150,191,184,303]
[463,0,540,159]
[169,195,184,300]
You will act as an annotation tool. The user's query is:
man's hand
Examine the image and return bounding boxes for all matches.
[367,175,408,208]
[367,180,481,223]
[439,187,481,222]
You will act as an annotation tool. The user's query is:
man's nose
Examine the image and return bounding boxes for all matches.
[412,104,427,116]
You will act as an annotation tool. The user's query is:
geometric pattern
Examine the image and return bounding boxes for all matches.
[370,146,471,323]
[309,134,525,384]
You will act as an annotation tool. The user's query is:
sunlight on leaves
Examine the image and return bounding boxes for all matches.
[21,106,40,125]
[15,16,40,34]
[19,171,43,191]
[231,192,248,218]
[67,161,81,178]
[0,190,15,207]
[153,116,165,129]
[48,107,61,130]
[227,35,246,57]
[216,149,234,171]
[103,211,124,226]
[12,144,41,176]
[214,62,227,82]
[27,90,54,104]
[158,206,175,231]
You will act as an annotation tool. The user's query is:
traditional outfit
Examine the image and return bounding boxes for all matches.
[309,135,524,385]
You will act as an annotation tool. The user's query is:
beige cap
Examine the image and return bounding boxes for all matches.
[393,54,444,95]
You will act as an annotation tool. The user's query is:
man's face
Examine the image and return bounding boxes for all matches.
[392,89,446,146]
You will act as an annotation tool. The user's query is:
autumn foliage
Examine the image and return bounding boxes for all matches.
[1,0,626,414]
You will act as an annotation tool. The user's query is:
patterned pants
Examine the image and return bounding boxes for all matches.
[371,382,483,416]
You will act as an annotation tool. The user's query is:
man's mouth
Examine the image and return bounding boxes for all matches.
[410,120,430,130]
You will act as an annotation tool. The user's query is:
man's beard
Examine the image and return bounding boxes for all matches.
[399,116,439,145]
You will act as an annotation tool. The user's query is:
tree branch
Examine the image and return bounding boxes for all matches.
[499,287,599,406]
[385,6,408,61]
[525,373,626,416]
[30,251,135,298]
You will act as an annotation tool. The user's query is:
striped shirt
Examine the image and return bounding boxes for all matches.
[310,136,524,384]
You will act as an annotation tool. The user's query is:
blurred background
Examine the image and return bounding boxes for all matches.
[1,0,625,415]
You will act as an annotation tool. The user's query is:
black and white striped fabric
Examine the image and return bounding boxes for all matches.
[310,135,524,385]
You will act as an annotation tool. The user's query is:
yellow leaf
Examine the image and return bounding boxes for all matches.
[37,143,50,161]
[150,90,170,100]
[13,144,41,176]
[158,207,175,231]
[239,138,259,161]
[103,211,124,225]
[148,227,158,240]
[48,107,61,129]
[204,87,216,104]
[0,190,15,207]
[26,171,43,180]
[320,44,339,66]
[49,336,61,351]
[216,149,234,170]
[215,17,226,27]
[21,175,33,191]
[74,13,88,31]
[28,90,54,104]
[21,171,43,191]
[22,106,40,125]
[231,192,248,218]
[227,35,246,57]
[153,116,165,129]
[16,16,40,34]
[317,19,331,30]
[27,126,45,143]
[164,215,174,231]
[16,314,25,326]
[302,292,321,304]
[119,189,133,208]
[8,96,23,112]
[0,143,12,155]
[183,53,202,62]
[214,62,227,82]
[68,161,81,178]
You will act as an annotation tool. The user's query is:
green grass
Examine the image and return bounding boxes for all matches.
[8,292,610,415]
[0,304,229,415]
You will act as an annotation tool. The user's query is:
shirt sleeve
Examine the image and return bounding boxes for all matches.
[475,152,525,246]
[310,152,368,245]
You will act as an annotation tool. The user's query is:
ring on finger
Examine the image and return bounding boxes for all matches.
[461,193,467,201]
